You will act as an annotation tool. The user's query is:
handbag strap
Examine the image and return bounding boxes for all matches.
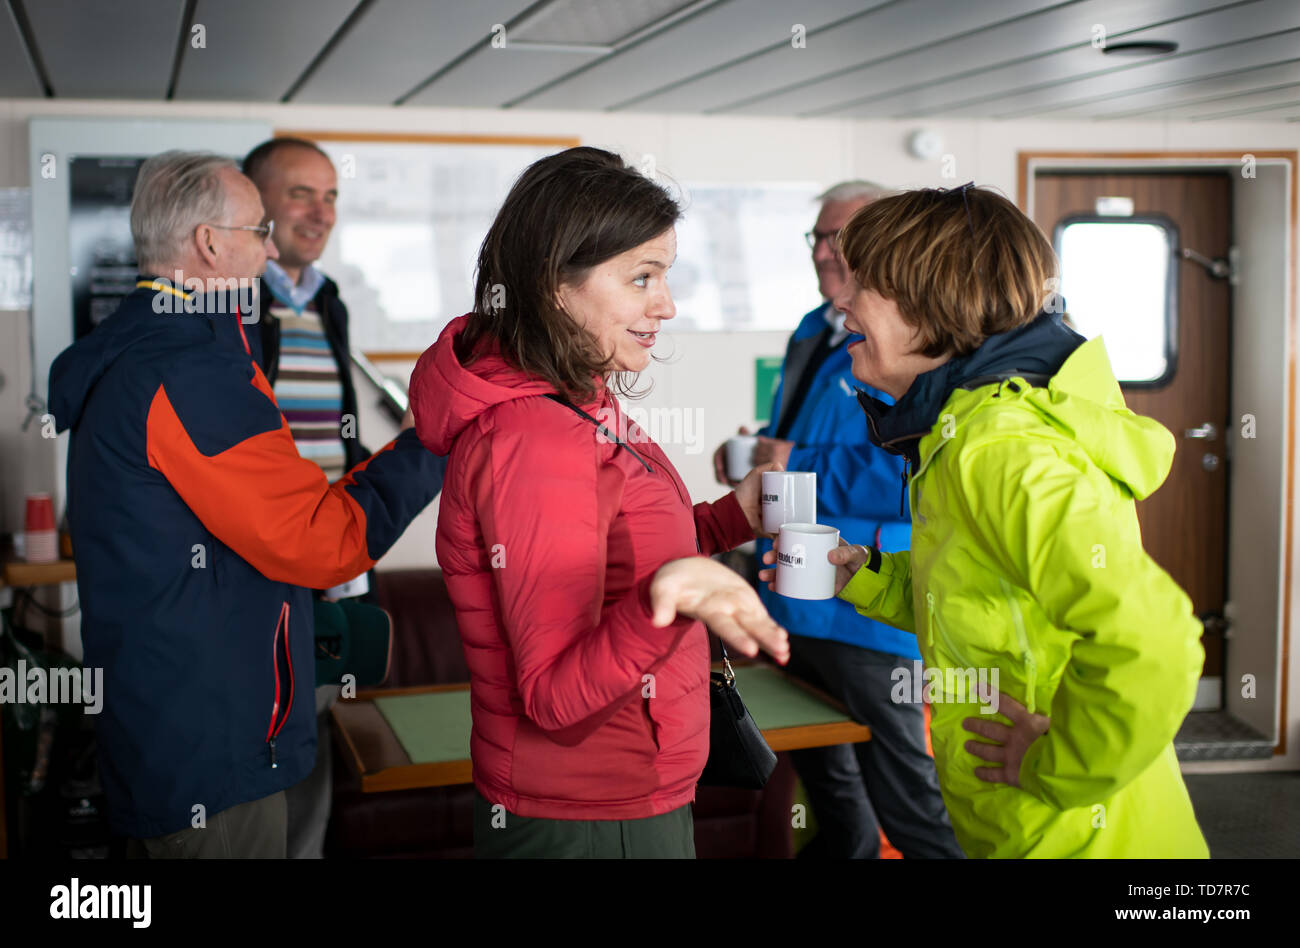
[717,641,735,682]
[541,393,654,473]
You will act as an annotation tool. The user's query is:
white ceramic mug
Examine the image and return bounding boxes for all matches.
[761,471,817,534]
[774,523,840,600]
[725,435,759,482]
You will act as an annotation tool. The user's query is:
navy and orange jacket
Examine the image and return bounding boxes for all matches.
[47,281,445,839]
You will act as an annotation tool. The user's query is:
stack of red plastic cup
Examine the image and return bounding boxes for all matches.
[24,493,58,563]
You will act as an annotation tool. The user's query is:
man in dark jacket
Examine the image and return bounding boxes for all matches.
[242,137,369,475]
[47,150,445,857]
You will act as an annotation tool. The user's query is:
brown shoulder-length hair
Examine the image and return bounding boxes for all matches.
[455,146,681,401]
[837,185,1058,358]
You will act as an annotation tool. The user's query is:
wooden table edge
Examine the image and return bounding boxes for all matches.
[334,672,872,792]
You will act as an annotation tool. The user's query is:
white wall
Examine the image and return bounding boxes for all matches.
[2,97,1298,767]
[1226,164,1289,743]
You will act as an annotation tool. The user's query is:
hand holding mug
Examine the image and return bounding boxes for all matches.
[752,435,795,469]
[759,536,870,597]
[714,426,755,486]
[735,461,784,538]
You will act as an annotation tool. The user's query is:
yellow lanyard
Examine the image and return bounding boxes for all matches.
[136,279,192,300]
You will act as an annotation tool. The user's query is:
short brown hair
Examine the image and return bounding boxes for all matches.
[241,137,332,188]
[837,185,1057,357]
[456,146,681,401]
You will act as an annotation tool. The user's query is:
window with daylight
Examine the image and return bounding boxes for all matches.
[1054,217,1178,387]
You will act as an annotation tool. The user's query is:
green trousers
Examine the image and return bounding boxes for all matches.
[473,790,695,859]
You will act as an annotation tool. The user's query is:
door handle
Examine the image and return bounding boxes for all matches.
[1185,423,1216,440]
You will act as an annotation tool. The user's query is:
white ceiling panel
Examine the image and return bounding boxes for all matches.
[174,0,360,100]
[405,46,605,108]
[626,0,1070,114]
[1187,86,1300,120]
[8,0,1300,120]
[291,0,536,104]
[723,0,1231,117]
[26,0,185,98]
[1038,57,1300,118]
[977,26,1300,119]
[513,0,697,44]
[517,0,879,111]
[819,0,1300,118]
[0,2,42,97]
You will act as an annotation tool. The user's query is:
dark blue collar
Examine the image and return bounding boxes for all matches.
[857,311,1085,466]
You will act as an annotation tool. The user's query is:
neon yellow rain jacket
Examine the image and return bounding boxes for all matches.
[841,334,1209,858]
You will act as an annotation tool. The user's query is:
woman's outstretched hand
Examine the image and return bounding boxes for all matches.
[961,692,1051,788]
[650,556,790,665]
[733,461,783,538]
[757,536,870,597]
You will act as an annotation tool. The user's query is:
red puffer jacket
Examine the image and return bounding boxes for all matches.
[410,316,754,820]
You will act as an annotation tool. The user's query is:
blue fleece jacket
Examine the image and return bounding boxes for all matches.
[756,304,919,660]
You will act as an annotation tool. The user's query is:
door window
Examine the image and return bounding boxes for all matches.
[1053,216,1178,387]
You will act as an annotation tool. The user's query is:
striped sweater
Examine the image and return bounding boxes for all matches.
[269,301,347,482]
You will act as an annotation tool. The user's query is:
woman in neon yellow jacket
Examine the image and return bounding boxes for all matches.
[763,184,1209,858]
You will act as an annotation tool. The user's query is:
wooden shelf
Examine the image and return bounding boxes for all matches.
[1,557,76,589]
[1,536,76,590]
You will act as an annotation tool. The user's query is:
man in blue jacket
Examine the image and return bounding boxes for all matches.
[48,151,446,857]
[714,181,961,858]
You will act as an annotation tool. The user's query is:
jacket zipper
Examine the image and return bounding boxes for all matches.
[861,408,922,518]
[925,591,972,668]
[998,577,1037,714]
[265,601,294,768]
[899,457,911,517]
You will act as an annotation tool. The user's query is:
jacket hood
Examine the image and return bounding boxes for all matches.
[410,315,584,455]
[1001,334,1175,500]
[50,285,255,432]
[50,312,139,434]
[859,311,1174,500]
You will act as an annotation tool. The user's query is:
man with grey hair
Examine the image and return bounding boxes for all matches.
[47,150,445,857]
[129,151,273,310]
[713,181,963,858]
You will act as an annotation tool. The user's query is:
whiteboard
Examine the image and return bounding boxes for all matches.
[671,181,822,331]
[314,139,567,352]
[311,138,823,349]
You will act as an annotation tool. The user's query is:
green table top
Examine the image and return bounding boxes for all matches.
[374,691,473,765]
[729,664,852,730]
[373,664,851,766]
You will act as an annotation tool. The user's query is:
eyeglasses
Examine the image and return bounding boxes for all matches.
[207,219,275,241]
[804,228,839,250]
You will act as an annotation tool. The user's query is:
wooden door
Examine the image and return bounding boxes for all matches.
[1032,173,1232,685]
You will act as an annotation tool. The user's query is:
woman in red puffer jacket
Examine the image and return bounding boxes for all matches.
[409,147,789,858]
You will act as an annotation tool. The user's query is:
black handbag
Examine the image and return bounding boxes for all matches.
[699,645,777,789]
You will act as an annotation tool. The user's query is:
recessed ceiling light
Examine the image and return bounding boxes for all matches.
[1102,40,1179,56]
